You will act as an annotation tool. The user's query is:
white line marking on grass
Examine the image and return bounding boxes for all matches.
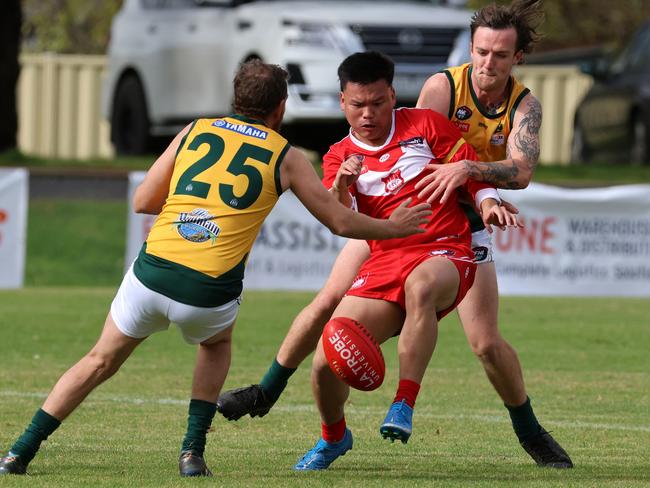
[3,390,649,433]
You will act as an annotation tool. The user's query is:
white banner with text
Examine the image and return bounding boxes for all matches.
[493,182,650,296]
[126,173,650,296]
[0,168,29,289]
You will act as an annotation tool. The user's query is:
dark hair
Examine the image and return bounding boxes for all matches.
[470,0,544,54]
[337,51,395,91]
[232,60,288,119]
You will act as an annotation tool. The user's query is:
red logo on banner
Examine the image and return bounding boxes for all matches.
[495,216,556,254]
[0,209,7,246]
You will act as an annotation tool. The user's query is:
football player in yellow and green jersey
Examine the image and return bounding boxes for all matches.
[135,115,290,308]
[0,60,431,478]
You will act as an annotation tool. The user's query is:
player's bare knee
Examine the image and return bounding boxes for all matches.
[471,336,506,364]
[85,351,120,380]
[405,278,439,310]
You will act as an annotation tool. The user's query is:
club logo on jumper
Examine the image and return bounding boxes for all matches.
[379,153,391,163]
[382,169,405,194]
[350,273,369,290]
[430,249,454,256]
[452,120,470,133]
[398,136,424,147]
[455,106,473,121]
[490,133,505,145]
[173,208,220,244]
[212,119,268,140]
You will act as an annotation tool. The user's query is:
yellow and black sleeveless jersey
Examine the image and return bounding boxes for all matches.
[442,63,530,231]
[134,115,289,307]
[442,63,529,162]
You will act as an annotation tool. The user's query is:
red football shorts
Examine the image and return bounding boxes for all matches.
[345,243,476,320]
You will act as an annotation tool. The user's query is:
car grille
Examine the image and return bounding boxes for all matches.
[350,24,462,65]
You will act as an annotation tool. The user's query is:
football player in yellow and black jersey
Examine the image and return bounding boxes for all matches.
[0,61,432,478]
[216,0,573,471]
[413,0,572,469]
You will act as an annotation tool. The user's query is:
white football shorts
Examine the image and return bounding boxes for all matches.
[471,228,494,264]
[110,266,240,344]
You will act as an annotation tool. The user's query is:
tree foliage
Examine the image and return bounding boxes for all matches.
[22,0,122,54]
[467,0,650,52]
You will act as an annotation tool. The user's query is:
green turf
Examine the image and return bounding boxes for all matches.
[25,200,127,287]
[0,289,648,486]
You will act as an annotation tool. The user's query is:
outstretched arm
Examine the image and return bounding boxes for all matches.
[416,90,542,202]
[281,147,431,240]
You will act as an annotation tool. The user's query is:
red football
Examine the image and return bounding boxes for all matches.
[322,316,385,391]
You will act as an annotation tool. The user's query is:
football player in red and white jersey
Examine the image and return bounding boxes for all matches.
[218,0,573,472]
[290,51,519,470]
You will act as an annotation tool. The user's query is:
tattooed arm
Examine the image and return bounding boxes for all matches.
[414,93,542,203]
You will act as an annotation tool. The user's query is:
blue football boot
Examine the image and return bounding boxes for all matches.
[294,429,353,470]
[380,400,413,444]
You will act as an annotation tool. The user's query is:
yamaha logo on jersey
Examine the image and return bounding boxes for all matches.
[455,106,473,121]
[174,208,220,244]
[382,169,405,194]
[212,119,268,140]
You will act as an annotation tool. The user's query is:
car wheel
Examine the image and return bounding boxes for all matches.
[630,112,649,165]
[570,121,590,164]
[111,75,151,155]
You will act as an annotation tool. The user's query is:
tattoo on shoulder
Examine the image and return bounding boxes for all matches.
[511,97,542,170]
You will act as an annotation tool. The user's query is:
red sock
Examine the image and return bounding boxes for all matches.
[322,417,347,443]
[393,379,421,408]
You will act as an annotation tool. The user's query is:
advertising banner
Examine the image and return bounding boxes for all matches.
[126,173,650,296]
[0,168,29,289]
[493,183,650,296]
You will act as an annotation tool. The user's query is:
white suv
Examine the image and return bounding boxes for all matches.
[102,0,471,154]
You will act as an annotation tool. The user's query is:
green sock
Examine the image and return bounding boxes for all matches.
[505,396,542,442]
[10,409,61,464]
[259,358,297,403]
[180,399,217,457]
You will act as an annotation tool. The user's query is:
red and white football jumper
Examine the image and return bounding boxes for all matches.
[323,108,499,318]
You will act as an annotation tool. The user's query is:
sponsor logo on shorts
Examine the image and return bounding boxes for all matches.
[430,249,454,256]
[212,119,268,140]
[490,133,505,145]
[455,105,473,120]
[398,136,424,147]
[350,273,369,290]
[173,208,220,244]
[453,121,470,132]
[382,169,405,194]
[473,246,488,262]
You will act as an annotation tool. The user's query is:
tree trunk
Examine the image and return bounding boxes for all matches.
[0,0,22,152]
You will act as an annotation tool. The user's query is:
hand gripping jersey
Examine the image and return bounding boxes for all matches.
[134,115,289,307]
[441,63,529,231]
[323,108,495,255]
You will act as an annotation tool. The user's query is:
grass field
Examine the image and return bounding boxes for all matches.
[0,289,649,487]
[5,176,650,486]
